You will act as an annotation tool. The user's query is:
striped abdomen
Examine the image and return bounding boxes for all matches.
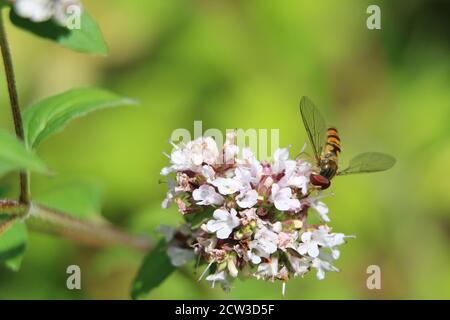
[319,127,341,181]
[325,127,341,156]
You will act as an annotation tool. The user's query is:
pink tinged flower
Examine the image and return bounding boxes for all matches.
[239,208,258,221]
[277,231,298,251]
[187,136,219,166]
[163,137,220,174]
[192,185,224,206]
[236,189,258,208]
[211,177,242,195]
[201,165,216,183]
[223,132,239,165]
[270,184,301,211]
[205,208,240,239]
[298,232,320,258]
[175,198,188,213]
[175,172,192,192]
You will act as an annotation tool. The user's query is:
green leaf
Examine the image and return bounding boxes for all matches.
[35,181,103,220]
[9,10,108,55]
[0,129,48,177]
[131,239,176,299]
[23,88,137,149]
[0,218,27,271]
[0,214,17,236]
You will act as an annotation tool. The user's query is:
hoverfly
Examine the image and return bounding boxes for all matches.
[299,96,396,189]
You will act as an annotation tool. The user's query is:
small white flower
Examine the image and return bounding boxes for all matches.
[14,0,54,22]
[236,189,258,208]
[247,250,262,265]
[298,231,320,258]
[271,147,290,174]
[312,200,330,222]
[301,195,331,222]
[156,224,176,242]
[254,257,279,281]
[192,185,224,206]
[205,271,230,291]
[248,222,279,264]
[278,159,311,195]
[205,208,240,239]
[160,148,188,176]
[270,184,301,211]
[166,246,196,267]
[311,226,354,259]
[162,137,219,175]
[272,221,282,233]
[211,177,242,195]
[287,254,310,277]
[234,167,252,186]
[311,251,339,280]
[161,179,177,208]
[237,148,263,183]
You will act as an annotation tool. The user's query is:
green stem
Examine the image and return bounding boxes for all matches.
[0,9,29,204]
[0,199,153,252]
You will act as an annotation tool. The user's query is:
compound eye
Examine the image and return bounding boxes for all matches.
[310,174,330,189]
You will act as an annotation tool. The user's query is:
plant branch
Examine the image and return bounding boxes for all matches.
[0,200,153,252]
[0,9,29,204]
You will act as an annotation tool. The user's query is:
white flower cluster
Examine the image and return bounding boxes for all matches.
[160,133,354,293]
[9,0,81,25]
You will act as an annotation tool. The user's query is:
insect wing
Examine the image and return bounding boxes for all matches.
[299,96,327,161]
[338,152,396,176]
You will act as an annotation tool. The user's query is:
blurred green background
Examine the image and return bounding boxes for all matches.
[0,0,449,299]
